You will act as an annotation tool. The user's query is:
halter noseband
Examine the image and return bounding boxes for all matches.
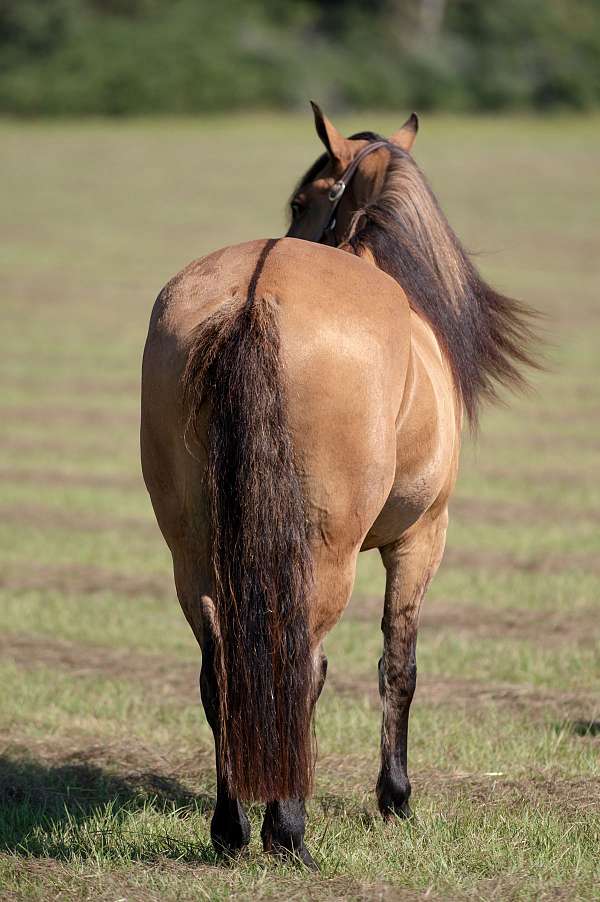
[322,139,389,244]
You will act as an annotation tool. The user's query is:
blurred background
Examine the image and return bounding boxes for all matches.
[1,0,600,115]
[1,2,599,899]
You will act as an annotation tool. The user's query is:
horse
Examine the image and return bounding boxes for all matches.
[140,103,538,868]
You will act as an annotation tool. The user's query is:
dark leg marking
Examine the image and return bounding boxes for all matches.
[200,636,250,855]
[376,519,447,822]
[258,648,327,870]
[261,799,317,870]
[376,641,417,820]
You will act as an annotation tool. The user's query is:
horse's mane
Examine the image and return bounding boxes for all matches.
[296,133,541,427]
[346,136,541,425]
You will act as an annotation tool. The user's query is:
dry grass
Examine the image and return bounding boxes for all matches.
[1,113,599,899]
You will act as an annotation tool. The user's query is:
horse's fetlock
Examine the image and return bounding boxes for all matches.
[211,800,251,855]
[261,799,307,854]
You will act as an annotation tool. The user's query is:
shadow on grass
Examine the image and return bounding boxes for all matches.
[0,753,218,863]
[317,794,377,827]
[569,719,600,738]
[553,719,600,739]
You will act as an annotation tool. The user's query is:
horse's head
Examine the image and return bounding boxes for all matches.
[286,102,418,246]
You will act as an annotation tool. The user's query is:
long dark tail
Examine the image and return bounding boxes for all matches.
[182,252,314,802]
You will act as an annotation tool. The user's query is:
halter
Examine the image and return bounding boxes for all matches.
[321,139,389,245]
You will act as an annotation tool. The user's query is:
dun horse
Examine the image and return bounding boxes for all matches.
[141,105,537,867]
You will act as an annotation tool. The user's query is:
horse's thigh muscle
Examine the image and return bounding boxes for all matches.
[308,544,359,644]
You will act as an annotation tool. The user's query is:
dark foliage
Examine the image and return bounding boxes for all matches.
[1,0,599,114]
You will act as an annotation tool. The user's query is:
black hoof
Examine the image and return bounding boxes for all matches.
[380,799,412,822]
[377,776,412,822]
[265,839,319,871]
[261,799,315,869]
[296,843,319,871]
[211,807,251,857]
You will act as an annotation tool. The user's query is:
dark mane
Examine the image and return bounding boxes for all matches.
[345,145,540,426]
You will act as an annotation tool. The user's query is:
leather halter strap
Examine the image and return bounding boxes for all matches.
[322,139,389,244]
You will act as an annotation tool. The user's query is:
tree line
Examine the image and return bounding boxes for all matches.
[1,0,598,115]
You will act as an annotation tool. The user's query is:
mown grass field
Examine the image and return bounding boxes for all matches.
[1,113,599,900]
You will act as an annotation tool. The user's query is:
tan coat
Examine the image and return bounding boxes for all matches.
[140,107,535,864]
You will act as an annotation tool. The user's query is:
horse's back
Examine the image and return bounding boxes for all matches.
[144,237,410,355]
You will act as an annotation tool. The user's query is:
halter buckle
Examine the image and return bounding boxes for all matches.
[328,180,346,202]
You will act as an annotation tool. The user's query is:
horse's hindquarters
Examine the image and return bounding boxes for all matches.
[272,255,410,638]
[141,237,414,646]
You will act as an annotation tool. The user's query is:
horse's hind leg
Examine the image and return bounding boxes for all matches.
[377,510,448,820]
[260,649,327,871]
[172,559,250,857]
[199,603,251,856]
[260,543,359,869]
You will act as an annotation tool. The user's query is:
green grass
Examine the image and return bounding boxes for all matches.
[1,113,599,899]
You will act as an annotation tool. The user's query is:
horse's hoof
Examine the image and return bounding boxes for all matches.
[377,778,413,822]
[296,844,319,871]
[211,812,251,858]
[264,840,319,871]
[381,800,412,822]
[211,836,250,859]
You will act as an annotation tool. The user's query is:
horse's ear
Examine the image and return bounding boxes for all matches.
[310,101,351,163]
[389,113,419,152]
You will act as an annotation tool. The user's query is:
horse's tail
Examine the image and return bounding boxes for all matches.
[182,244,314,802]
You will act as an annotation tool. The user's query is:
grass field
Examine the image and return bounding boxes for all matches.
[1,113,599,900]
